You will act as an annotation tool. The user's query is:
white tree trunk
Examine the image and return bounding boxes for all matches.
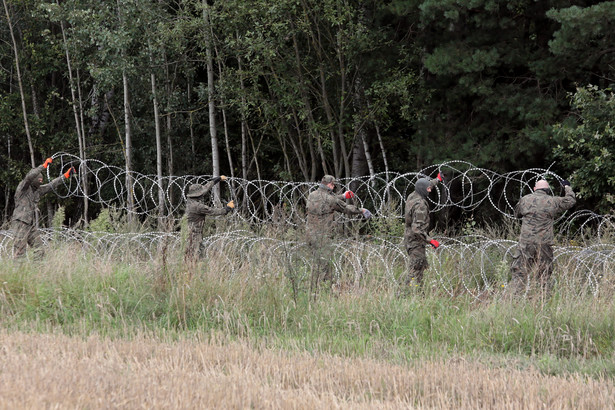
[203,1,220,203]
[3,0,34,167]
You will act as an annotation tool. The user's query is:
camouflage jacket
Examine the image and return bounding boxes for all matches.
[515,186,576,245]
[185,179,229,227]
[306,184,362,242]
[404,178,437,248]
[11,165,64,225]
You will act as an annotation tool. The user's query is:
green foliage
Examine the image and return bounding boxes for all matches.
[51,205,65,229]
[553,85,615,213]
[87,207,129,233]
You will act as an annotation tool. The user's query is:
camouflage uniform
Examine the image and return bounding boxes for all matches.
[306,176,364,289]
[184,178,231,264]
[403,178,438,286]
[11,165,64,257]
[510,184,576,292]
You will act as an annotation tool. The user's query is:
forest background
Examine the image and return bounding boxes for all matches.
[1,0,615,226]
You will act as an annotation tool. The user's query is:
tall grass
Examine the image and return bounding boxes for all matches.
[1,236,614,379]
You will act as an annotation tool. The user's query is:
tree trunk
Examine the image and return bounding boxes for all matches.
[3,0,35,167]
[59,14,89,224]
[122,70,135,221]
[336,31,350,179]
[237,49,249,181]
[291,28,325,179]
[203,0,220,203]
[150,48,165,228]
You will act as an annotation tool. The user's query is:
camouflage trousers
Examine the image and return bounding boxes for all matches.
[306,235,334,294]
[509,241,554,294]
[11,220,44,258]
[184,222,204,265]
[404,243,428,286]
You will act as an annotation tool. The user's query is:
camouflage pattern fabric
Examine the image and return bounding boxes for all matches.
[184,179,230,264]
[11,219,44,258]
[11,165,64,257]
[510,185,576,291]
[403,178,438,285]
[305,184,363,290]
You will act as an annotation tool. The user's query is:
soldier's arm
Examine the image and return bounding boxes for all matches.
[411,202,431,243]
[199,177,223,197]
[332,196,363,216]
[192,202,229,217]
[39,175,65,196]
[556,185,576,212]
[514,198,524,219]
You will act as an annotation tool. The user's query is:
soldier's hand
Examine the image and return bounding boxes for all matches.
[430,239,440,249]
[560,179,571,187]
[437,172,443,182]
[43,158,53,169]
[220,175,227,181]
[63,166,76,179]
[361,208,372,219]
[226,200,235,209]
[344,190,355,199]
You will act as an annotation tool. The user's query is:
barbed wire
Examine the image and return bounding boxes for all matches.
[0,228,612,299]
[47,153,598,226]
[12,153,609,298]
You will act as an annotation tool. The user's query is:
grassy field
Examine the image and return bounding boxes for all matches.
[1,237,614,407]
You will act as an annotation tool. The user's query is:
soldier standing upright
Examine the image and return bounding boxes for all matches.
[509,179,576,294]
[11,157,76,257]
[184,176,234,265]
[306,175,372,293]
[403,174,442,290]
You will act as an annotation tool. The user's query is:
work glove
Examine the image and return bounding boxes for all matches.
[437,172,443,182]
[361,208,372,219]
[225,200,235,213]
[43,158,53,169]
[429,239,440,249]
[220,175,227,181]
[344,190,355,199]
[560,179,571,187]
[63,166,76,179]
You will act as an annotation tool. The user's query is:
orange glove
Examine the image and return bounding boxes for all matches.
[64,166,76,179]
[226,200,235,209]
[344,190,355,199]
[430,239,440,249]
[43,158,53,169]
[220,175,227,181]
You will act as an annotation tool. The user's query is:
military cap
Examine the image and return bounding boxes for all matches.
[321,175,336,184]
[186,183,207,198]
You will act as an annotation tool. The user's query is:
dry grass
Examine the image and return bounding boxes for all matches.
[0,330,613,409]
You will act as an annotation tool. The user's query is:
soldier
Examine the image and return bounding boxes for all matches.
[509,178,576,294]
[184,176,235,265]
[306,175,372,293]
[403,174,442,290]
[11,157,76,257]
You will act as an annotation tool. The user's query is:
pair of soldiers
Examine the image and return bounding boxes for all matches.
[403,175,576,295]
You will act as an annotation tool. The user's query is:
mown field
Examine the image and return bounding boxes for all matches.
[1,238,614,408]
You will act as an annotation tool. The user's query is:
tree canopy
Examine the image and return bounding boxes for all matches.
[1,0,613,223]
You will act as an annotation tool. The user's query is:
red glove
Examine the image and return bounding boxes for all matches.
[437,172,443,182]
[430,239,440,249]
[344,190,355,199]
[64,166,76,179]
[43,158,53,169]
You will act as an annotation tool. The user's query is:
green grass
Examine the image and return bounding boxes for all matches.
[1,243,614,379]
